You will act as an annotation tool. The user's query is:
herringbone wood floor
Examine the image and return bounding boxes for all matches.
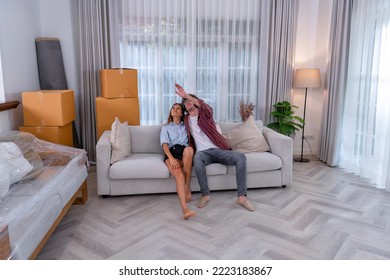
[37,159,390,260]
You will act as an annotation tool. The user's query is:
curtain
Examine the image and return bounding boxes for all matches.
[318,0,353,166]
[115,0,298,125]
[259,0,299,125]
[72,0,116,162]
[340,0,390,191]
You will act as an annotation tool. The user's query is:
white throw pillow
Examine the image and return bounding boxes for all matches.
[215,122,223,135]
[223,116,270,153]
[0,142,33,185]
[0,161,11,200]
[110,117,131,164]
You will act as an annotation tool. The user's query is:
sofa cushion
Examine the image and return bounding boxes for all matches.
[109,153,170,179]
[218,119,263,134]
[223,116,270,153]
[190,163,228,177]
[227,152,282,174]
[129,125,163,154]
[110,117,131,164]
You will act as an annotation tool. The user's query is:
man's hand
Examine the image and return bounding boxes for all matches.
[175,83,187,98]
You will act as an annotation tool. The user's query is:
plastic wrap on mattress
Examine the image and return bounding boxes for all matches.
[0,131,88,259]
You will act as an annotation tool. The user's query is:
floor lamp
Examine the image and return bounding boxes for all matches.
[293,68,321,162]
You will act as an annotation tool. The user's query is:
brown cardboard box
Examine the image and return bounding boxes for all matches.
[0,225,11,260]
[96,97,140,139]
[22,90,75,126]
[19,122,73,146]
[100,68,138,98]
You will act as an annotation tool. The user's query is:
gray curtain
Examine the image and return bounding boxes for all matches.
[72,0,117,162]
[258,0,299,124]
[318,0,353,166]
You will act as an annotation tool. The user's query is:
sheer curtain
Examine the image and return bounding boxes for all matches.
[318,0,352,166]
[115,0,262,124]
[260,0,298,125]
[340,0,390,191]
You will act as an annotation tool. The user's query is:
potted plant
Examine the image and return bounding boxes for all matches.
[266,101,304,137]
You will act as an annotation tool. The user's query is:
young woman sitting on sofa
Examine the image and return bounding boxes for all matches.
[160,103,195,220]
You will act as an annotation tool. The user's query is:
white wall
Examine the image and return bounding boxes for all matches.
[0,0,42,131]
[0,0,78,132]
[293,0,333,157]
[39,0,80,135]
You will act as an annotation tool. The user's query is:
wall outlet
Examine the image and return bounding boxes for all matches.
[305,135,315,140]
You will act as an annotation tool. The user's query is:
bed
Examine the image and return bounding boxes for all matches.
[0,131,88,259]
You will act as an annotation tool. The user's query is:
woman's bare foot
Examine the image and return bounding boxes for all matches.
[185,193,192,202]
[185,185,192,202]
[183,209,196,220]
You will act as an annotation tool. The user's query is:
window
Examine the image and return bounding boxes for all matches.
[118,0,261,125]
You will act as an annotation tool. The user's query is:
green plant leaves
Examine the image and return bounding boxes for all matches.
[266,101,304,136]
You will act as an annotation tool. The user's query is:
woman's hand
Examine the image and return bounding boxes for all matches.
[169,157,181,169]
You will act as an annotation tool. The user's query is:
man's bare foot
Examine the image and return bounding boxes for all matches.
[237,196,255,211]
[196,195,209,208]
[183,209,196,220]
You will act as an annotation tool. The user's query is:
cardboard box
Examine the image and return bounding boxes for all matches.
[19,122,73,146]
[100,68,138,98]
[96,97,140,139]
[22,90,75,126]
[0,225,11,260]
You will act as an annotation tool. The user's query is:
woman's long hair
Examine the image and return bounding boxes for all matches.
[165,103,184,125]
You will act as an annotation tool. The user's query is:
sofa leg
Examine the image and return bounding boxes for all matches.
[102,195,109,198]
[282,185,286,188]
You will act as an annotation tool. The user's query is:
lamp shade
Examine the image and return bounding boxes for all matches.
[293,68,321,88]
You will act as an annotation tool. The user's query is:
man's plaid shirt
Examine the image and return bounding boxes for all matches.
[183,99,231,151]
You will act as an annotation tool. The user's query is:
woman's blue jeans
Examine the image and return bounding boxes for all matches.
[193,148,247,197]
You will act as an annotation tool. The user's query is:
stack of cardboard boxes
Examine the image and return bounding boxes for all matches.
[96,68,140,139]
[19,89,75,146]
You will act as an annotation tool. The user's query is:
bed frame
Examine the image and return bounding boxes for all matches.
[0,180,87,260]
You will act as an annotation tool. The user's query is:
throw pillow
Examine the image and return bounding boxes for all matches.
[223,115,270,153]
[0,161,11,200]
[215,122,223,135]
[110,117,131,164]
[0,142,33,185]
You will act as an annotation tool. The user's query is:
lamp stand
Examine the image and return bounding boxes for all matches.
[294,87,310,163]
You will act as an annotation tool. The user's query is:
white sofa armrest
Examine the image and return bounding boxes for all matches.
[262,127,293,186]
[96,130,111,195]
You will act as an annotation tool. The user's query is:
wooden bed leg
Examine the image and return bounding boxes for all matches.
[73,180,88,205]
[0,225,11,260]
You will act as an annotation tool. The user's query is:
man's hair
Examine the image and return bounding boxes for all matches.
[181,94,199,111]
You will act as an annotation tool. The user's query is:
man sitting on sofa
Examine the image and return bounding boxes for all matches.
[175,83,255,212]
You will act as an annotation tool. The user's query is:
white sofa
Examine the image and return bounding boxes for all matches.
[96,120,293,197]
